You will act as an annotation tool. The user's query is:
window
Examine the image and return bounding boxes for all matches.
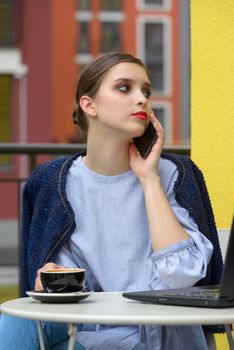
[75,2,124,61]
[76,0,91,11]
[145,22,164,92]
[145,0,163,5]
[101,22,121,52]
[138,17,171,94]
[137,0,171,10]
[137,16,173,142]
[78,21,90,53]
[0,75,12,167]
[98,11,125,54]
[75,4,93,63]
[100,0,122,11]
[152,102,172,144]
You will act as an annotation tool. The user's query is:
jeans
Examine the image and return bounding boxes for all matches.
[0,314,85,350]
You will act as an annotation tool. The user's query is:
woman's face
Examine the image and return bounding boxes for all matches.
[90,62,152,139]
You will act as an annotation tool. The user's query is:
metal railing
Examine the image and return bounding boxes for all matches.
[0,142,190,172]
[0,143,87,173]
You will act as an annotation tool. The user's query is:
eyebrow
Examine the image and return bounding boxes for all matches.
[113,78,151,88]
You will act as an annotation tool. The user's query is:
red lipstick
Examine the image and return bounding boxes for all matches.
[132,111,147,120]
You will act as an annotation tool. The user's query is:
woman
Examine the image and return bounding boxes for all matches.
[0,52,213,349]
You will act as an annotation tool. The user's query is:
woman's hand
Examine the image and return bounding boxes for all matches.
[34,262,66,290]
[129,111,164,183]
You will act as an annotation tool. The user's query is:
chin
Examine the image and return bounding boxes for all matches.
[132,124,147,138]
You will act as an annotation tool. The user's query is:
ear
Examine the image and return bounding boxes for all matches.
[79,96,97,117]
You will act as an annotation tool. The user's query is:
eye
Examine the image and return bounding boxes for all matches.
[118,84,130,93]
[143,89,151,99]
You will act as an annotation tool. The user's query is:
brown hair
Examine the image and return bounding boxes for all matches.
[72,52,147,135]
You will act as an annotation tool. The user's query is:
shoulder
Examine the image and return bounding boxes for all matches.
[161,153,201,176]
[158,156,178,176]
[160,153,203,187]
[28,156,69,185]
[159,153,204,194]
[24,152,83,194]
[30,152,84,178]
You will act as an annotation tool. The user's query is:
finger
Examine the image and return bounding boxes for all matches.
[129,142,140,159]
[152,118,164,141]
[34,263,66,291]
[147,122,164,159]
[39,262,65,272]
[44,262,62,270]
[35,276,43,291]
[150,110,157,123]
[150,110,162,125]
[149,111,163,134]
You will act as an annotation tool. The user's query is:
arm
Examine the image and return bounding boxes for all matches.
[141,175,189,251]
[129,113,188,251]
[130,114,213,288]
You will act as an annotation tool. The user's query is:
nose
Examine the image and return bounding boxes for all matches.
[135,90,148,106]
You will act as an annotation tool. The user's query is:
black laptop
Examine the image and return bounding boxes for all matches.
[123,218,234,308]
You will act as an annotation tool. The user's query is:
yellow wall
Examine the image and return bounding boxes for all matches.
[191,1,234,228]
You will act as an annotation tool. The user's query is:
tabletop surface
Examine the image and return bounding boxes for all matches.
[1,292,234,325]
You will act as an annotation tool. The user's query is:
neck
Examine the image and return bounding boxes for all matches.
[83,133,131,176]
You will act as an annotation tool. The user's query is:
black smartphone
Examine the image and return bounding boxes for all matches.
[132,122,158,159]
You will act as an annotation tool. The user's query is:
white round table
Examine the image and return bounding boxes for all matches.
[1,292,234,349]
